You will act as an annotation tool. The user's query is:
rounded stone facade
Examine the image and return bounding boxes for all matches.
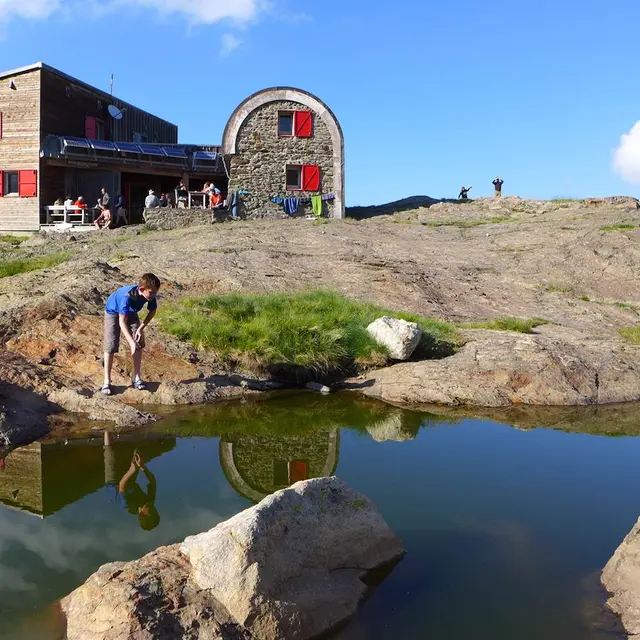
[223,88,344,219]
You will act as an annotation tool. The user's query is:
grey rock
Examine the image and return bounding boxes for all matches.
[181,477,404,640]
[366,409,417,442]
[366,316,422,360]
[306,381,331,394]
[60,478,403,640]
[358,328,640,407]
[602,515,640,637]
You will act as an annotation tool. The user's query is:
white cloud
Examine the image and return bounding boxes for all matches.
[0,0,268,25]
[0,0,60,20]
[613,121,640,184]
[220,32,242,56]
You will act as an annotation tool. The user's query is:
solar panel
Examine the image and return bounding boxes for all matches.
[162,147,187,158]
[89,140,116,151]
[115,142,141,153]
[63,137,91,149]
[138,144,166,157]
[194,151,218,160]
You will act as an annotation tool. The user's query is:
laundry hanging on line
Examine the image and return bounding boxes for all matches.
[284,198,299,215]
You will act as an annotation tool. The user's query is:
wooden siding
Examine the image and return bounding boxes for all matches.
[40,69,178,144]
[0,68,41,231]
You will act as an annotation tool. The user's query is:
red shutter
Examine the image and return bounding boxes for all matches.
[302,165,320,191]
[85,115,97,139]
[294,111,313,137]
[0,171,4,197]
[18,170,37,197]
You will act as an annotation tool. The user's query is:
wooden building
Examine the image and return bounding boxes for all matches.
[0,62,225,230]
[0,63,345,232]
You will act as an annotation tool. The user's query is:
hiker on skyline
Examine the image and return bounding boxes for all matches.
[458,185,472,200]
[493,177,504,197]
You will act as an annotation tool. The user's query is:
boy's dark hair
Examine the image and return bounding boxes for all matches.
[138,505,160,531]
[139,273,161,290]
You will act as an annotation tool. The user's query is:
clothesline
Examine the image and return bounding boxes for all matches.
[270,193,335,216]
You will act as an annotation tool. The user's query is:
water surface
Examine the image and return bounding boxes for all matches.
[0,392,638,639]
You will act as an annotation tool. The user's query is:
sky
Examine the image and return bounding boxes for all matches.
[2,0,640,205]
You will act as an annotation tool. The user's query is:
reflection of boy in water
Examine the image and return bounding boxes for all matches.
[104,432,160,530]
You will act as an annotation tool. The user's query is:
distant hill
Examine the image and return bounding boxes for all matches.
[346,195,458,219]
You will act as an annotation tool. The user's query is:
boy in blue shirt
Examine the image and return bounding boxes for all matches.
[102,273,161,395]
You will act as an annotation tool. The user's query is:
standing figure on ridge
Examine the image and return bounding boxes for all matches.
[492,177,504,197]
[458,185,472,200]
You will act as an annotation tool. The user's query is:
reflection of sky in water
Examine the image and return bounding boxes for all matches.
[0,396,640,640]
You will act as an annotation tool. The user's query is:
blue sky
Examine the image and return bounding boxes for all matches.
[2,0,640,205]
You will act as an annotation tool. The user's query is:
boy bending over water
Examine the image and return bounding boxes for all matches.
[102,273,161,395]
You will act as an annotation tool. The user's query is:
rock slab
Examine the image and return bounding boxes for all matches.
[602,515,640,637]
[61,477,404,640]
[366,316,422,360]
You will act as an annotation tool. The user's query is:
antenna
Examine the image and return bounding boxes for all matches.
[109,73,114,96]
[108,104,124,120]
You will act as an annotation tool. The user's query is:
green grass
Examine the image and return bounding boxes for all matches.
[159,290,458,377]
[600,223,639,232]
[551,198,580,204]
[542,283,574,294]
[460,316,550,334]
[0,234,29,245]
[580,295,591,302]
[0,251,70,278]
[614,301,638,311]
[619,326,640,344]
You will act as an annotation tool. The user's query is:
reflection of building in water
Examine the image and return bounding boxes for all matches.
[0,436,175,517]
[220,431,340,503]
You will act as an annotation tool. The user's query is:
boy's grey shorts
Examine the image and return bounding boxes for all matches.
[104,312,144,353]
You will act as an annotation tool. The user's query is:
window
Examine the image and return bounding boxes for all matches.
[286,165,301,190]
[95,119,105,140]
[3,171,18,195]
[278,110,313,138]
[285,164,320,191]
[0,170,37,197]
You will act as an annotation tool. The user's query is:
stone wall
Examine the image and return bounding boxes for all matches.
[143,207,214,230]
[228,100,335,219]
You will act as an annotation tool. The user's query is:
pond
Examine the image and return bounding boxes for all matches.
[1,391,639,639]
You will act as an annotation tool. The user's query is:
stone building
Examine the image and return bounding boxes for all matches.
[223,87,345,220]
[220,431,340,503]
[0,62,344,232]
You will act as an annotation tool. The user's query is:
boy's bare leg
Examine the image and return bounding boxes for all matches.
[104,352,114,386]
[132,348,142,382]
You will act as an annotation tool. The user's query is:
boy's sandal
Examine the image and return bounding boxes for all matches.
[101,384,112,396]
[132,379,147,390]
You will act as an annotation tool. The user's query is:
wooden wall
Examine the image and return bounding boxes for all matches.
[40,69,178,144]
[0,68,41,231]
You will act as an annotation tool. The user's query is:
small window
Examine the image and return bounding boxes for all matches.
[278,112,294,137]
[95,119,105,140]
[4,171,18,195]
[286,165,302,190]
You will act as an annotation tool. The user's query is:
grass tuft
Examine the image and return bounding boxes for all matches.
[0,251,70,278]
[461,316,550,334]
[619,327,640,344]
[159,290,458,377]
[0,234,29,245]
[600,223,638,232]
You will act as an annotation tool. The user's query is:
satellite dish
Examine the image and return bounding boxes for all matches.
[108,104,124,120]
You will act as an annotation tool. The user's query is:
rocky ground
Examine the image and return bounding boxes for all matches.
[1,196,640,444]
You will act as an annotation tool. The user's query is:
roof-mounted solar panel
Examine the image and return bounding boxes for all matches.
[162,147,187,158]
[138,144,166,157]
[89,140,117,151]
[115,142,141,153]
[63,137,91,149]
[194,151,218,160]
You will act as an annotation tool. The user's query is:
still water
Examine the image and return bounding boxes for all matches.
[1,391,639,639]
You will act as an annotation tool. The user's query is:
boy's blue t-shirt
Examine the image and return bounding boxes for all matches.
[105,284,158,316]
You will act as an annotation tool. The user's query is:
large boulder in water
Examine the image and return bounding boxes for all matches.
[602,515,640,636]
[60,477,404,640]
